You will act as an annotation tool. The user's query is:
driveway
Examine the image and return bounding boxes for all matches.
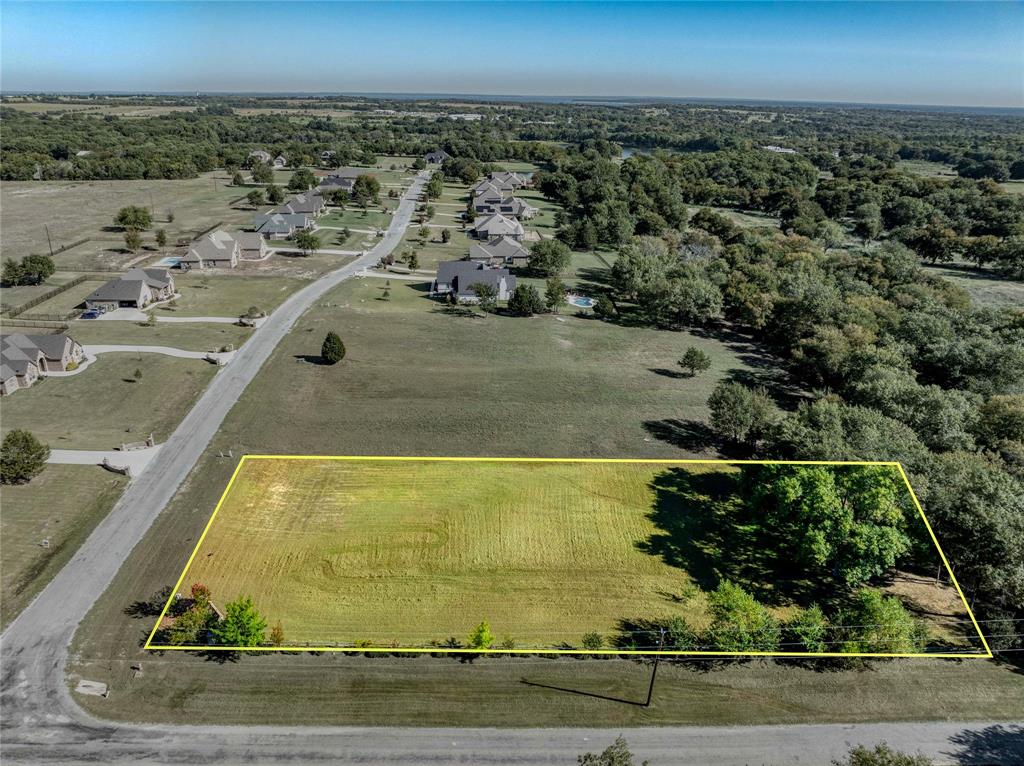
[47,446,162,475]
[44,345,234,377]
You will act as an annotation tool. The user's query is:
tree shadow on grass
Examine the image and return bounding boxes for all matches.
[642,419,720,455]
[636,468,833,608]
[293,354,329,365]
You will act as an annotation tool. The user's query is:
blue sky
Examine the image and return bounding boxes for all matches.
[1,1,1021,106]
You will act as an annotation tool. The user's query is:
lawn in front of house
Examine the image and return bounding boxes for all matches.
[0,353,217,449]
[158,274,307,317]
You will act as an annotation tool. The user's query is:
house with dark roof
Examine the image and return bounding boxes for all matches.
[425,149,451,164]
[471,213,524,241]
[471,194,537,219]
[253,212,313,239]
[85,268,175,311]
[1,333,84,394]
[469,237,531,267]
[275,192,326,217]
[181,230,239,270]
[430,260,516,303]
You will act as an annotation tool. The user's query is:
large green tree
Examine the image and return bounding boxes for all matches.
[114,205,152,231]
[0,430,50,485]
[742,465,912,586]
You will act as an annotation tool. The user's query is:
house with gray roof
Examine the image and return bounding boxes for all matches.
[471,194,537,219]
[487,170,531,188]
[425,149,451,164]
[430,260,516,303]
[253,212,312,239]
[273,154,287,169]
[248,149,273,164]
[471,213,524,241]
[469,237,531,267]
[236,231,268,260]
[85,268,175,312]
[1,333,84,394]
[181,230,239,270]
[275,192,325,217]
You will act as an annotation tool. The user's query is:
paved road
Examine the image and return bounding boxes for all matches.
[0,171,429,752]
[1,718,1021,764]
[4,169,1023,764]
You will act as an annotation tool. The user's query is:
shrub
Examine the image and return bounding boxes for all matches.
[321,331,346,364]
[508,284,546,316]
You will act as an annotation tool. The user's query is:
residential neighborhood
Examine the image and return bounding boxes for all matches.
[2,4,1023,762]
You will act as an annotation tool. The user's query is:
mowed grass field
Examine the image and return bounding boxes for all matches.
[167,458,717,648]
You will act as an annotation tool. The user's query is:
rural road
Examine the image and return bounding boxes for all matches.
[3,169,1023,764]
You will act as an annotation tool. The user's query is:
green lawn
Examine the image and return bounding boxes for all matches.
[317,207,394,231]
[161,274,307,317]
[68,320,253,352]
[158,457,971,652]
[1,465,127,627]
[1000,180,1024,195]
[160,458,714,648]
[1,353,217,449]
[0,272,90,313]
[20,278,107,316]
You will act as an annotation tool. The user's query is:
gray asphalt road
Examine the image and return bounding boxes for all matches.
[3,171,1023,764]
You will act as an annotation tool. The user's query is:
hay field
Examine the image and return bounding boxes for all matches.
[174,458,716,647]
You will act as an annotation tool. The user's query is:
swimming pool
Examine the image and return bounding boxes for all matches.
[567,294,596,308]
[157,256,181,267]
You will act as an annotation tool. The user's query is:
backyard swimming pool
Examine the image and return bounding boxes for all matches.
[567,294,596,308]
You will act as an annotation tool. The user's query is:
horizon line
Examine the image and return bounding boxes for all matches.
[3,89,1022,112]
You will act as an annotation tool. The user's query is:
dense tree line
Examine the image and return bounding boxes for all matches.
[611,213,1024,648]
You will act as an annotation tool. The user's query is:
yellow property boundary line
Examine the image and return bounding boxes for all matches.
[144,455,993,659]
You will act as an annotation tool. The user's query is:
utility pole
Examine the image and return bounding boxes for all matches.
[643,627,666,708]
[44,224,54,257]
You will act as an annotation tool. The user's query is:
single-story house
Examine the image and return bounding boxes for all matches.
[85,268,175,311]
[1,333,85,393]
[180,230,239,270]
[469,237,531,267]
[424,149,451,164]
[471,194,537,219]
[248,149,273,164]
[273,154,287,168]
[275,192,326,217]
[253,212,313,239]
[430,260,516,303]
[471,213,524,241]
[317,176,355,196]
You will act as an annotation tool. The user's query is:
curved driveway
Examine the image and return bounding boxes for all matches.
[3,170,1023,764]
